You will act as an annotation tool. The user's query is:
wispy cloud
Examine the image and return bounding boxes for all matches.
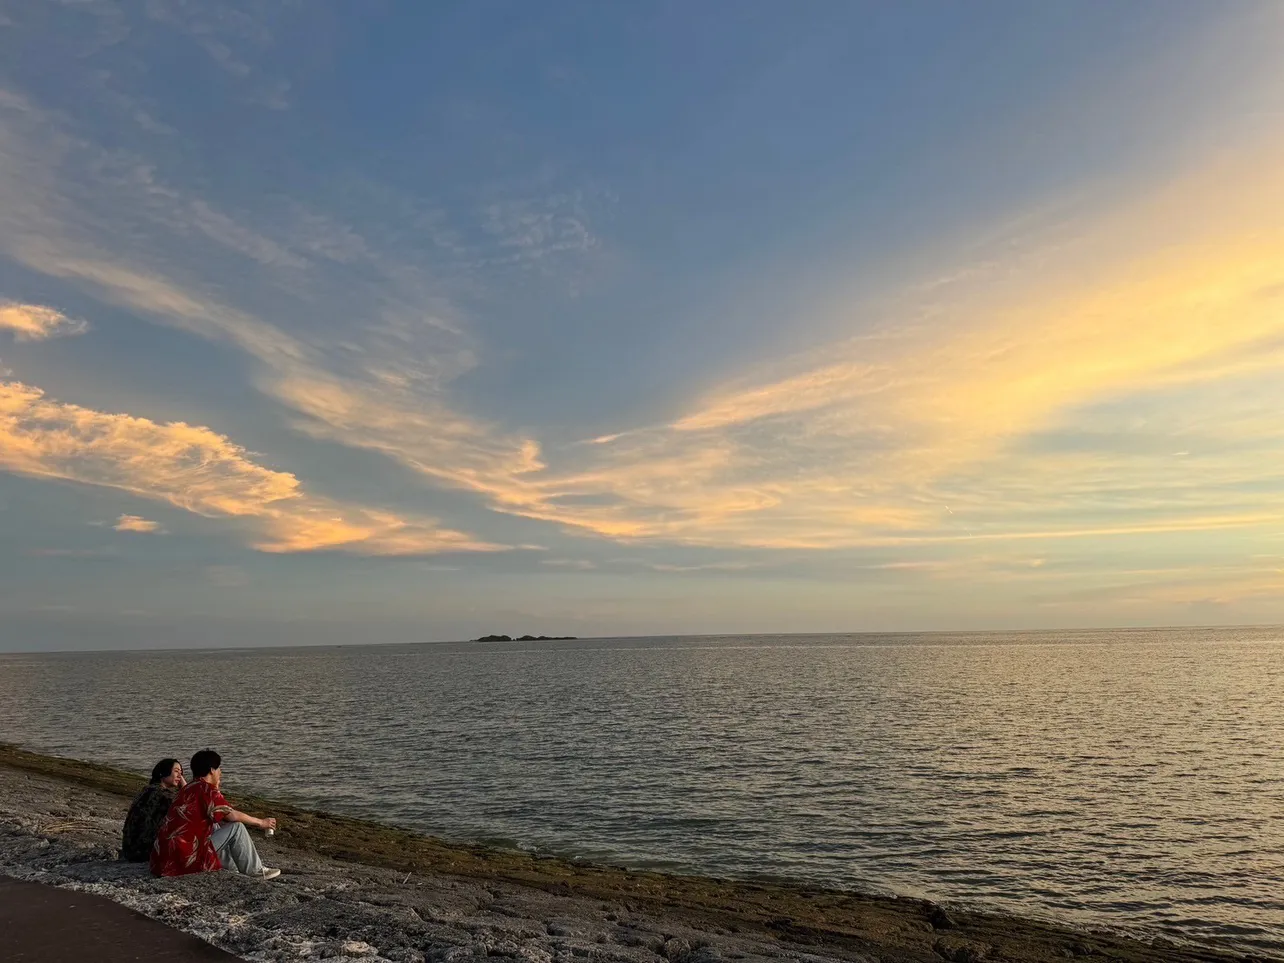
[204,565,249,587]
[645,561,758,573]
[1,12,1281,589]
[113,514,164,534]
[0,302,88,341]
[0,86,548,517]
[140,0,295,110]
[464,127,1284,549]
[27,547,118,559]
[0,380,500,555]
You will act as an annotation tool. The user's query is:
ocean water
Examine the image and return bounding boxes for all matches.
[1,627,1282,955]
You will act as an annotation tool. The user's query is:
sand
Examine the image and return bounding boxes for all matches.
[0,746,1251,963]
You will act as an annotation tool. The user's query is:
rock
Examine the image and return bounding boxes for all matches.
[928,906,958,930]
[384,951,426,963]
[547,923,578,937]
[340,941,379,957]
[933,938,987,963]
[661,938,692,961]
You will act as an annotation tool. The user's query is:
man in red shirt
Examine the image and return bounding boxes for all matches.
[151,748,281,880]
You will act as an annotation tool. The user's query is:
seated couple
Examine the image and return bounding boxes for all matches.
[122,749,281,880]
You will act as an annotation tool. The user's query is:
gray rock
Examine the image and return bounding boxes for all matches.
[662,939,693,962]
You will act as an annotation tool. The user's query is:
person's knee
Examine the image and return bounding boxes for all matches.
[214,821,246,850]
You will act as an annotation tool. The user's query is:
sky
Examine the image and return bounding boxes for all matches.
[2,1,1283,650]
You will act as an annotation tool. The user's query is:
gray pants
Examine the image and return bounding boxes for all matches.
[211,821,265,875]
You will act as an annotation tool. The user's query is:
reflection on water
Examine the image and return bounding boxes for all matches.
[2,627,1282,954]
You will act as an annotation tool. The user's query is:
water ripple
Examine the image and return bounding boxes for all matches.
[1,627,1281,955]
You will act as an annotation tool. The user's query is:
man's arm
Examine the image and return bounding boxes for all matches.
[221,808,278,831]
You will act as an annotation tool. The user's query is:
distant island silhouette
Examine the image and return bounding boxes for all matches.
[473,634,578,642]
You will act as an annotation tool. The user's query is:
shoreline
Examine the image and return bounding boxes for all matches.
[0,745,1256,963]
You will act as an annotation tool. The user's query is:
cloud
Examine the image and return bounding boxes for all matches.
[0,87,548,517]
[248,127,1284,556]
[27,547,117,559]
[539,558,597,570]
[482,191,604,266]
[453,127,1284,549]
[204,565,249,587]
[1,19,1281,578]
[645,561,757,573]
[0,301,88,341]
[0,379,500,555]
[113,514,164,534]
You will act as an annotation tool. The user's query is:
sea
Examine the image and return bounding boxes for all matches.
[1,626,1281,956]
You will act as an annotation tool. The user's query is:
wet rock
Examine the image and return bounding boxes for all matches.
[547,923,579,937]
[934,938,988,963]
[929,906,958,930]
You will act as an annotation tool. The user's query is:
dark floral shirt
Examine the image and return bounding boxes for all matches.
[120,784,177,862]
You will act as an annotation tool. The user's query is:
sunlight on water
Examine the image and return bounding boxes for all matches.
[2,627,1282,954]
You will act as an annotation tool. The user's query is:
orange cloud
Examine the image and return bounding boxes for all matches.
[467,133,1284,548]
[0,301,88,341]
[113,514,164,534]
[3,48,1282,563]
[0,380,500,555]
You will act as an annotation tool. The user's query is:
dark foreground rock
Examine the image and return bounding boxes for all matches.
[0,749,1250,963]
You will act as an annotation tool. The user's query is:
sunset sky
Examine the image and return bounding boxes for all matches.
[3,2,1283,649]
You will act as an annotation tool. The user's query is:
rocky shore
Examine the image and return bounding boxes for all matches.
[0,746,1250,963]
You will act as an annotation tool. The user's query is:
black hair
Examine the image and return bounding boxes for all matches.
[190,748,221,779]
[149,758,180,784]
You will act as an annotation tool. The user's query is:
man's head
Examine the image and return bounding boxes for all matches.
[149,758,184,788]
[190,749,222,788]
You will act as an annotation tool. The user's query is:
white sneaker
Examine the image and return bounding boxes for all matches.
[257,867,281,880]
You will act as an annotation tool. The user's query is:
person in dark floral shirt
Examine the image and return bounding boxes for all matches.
[151,748,280,880]
[120,758,185,862]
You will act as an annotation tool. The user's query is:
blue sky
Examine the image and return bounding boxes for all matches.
[2,1,1283,649]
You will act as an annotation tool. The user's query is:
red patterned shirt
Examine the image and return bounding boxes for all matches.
[150,780,233,876]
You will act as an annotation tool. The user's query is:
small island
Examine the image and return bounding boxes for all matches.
[473,634,579,642]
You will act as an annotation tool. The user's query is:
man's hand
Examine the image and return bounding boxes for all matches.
[260,817,278,832]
